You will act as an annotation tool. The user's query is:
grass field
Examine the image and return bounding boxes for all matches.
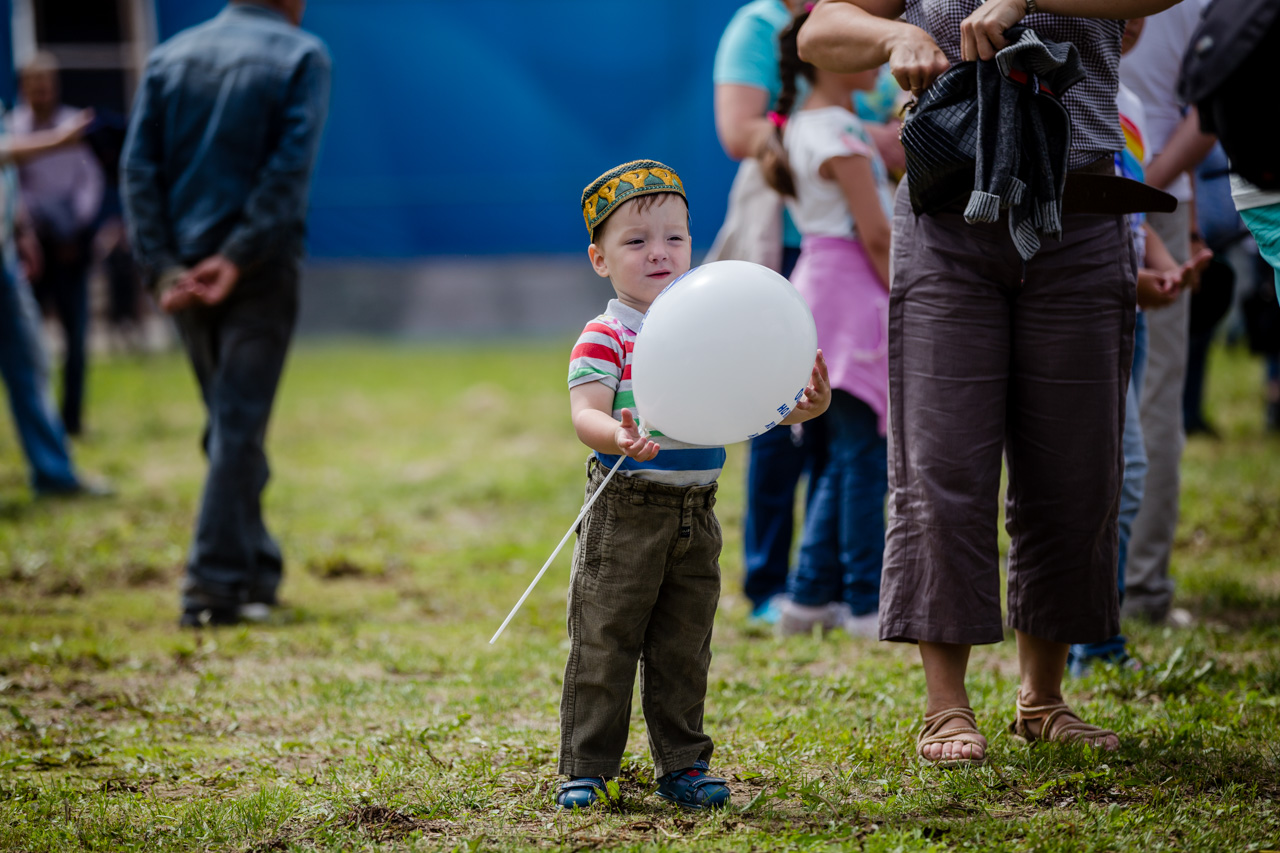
[2,339,1279,852]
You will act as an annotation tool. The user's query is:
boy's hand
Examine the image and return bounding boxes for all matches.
[781,350,832,424]
[616,409,660,462]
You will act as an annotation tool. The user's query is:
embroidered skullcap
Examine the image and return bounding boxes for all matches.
[581,160,686,240]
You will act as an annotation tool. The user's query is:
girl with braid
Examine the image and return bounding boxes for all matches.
[759,8,894,639]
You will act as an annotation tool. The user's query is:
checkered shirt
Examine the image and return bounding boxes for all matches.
[903,0,1125,168]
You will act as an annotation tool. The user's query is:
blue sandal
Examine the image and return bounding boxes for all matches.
[556,776,607,810]
[655,761,731,810]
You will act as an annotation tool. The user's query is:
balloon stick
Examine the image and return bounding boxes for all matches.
[489,452,628,644]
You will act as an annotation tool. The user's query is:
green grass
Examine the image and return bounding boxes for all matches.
[2,339,1279,852]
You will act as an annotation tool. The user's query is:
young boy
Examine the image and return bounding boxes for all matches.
[558,160,830,810]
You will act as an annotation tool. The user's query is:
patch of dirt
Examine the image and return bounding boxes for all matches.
[339,805,456,841]
[43,575,86,597]
[99,777,160,794]
[122,563,173,588]
[306,556,393,581]
[244,840,289,853]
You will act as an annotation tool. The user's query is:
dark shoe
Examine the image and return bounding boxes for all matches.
[1185,420,1221,439]
[655,761,731,810]
[34,477,114,499]
[179,606,241,628]
[556,777,607,810]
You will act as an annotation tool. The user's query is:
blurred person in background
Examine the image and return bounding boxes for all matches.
[86,110,149,352]
[1118,0,1216,628]
[121,0,331,628]
[1068,16,1211,677]
[1181,144,1244,439]
[11,53,105,437]
[1176,0,1280,431]
[1,102,108,499]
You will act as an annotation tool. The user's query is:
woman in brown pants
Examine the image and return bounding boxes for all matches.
[799,0,1183,765]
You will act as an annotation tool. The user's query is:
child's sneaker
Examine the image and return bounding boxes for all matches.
[829,602,879,639]
[776,599,831,637]
[556,776,607,810]
[748,594,786,626]
[654,761,731,810]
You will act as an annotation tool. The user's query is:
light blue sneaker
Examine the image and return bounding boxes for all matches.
[749,594,786,626]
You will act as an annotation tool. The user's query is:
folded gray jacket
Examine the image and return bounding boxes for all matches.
[901,26,1086,260]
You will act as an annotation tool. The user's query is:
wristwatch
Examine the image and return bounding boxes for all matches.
[1025,0,1038,13]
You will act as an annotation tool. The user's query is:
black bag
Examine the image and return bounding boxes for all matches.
[1243,254,1280,355]
[1180,0,1280,189]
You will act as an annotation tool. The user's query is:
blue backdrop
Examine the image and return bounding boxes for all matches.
[149,1,748,259]
[0,0,12,107]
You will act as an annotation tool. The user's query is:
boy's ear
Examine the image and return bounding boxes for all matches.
[588,243,610,279]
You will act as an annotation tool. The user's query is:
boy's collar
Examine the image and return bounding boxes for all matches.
[605,298,647,331]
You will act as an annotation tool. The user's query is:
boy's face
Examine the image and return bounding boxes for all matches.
[588,194,691,313]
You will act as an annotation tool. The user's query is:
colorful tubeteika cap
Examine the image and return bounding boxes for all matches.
[581,160,686,240]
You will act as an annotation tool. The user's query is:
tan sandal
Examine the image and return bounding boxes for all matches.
[1008,693,1119,750]
[917,706,988,767]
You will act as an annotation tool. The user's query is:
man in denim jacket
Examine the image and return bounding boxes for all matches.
[121,0,331,627]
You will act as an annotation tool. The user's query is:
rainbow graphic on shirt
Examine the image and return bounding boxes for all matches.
[1116,112,1145,184]
[1115,109,1146,232]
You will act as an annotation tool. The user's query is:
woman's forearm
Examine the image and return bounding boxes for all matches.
[799,0,907,72]
[801,0,949,95]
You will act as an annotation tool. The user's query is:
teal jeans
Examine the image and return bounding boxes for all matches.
[1240,203,1280,301]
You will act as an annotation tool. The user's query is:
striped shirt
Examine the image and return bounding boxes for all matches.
[903,0,1124,169]
[568,299,726,486]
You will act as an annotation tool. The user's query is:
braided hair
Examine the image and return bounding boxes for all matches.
[759,9,816,198]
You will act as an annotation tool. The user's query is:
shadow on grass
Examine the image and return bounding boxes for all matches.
[0,496,32,521]
[1181,577,1280,631]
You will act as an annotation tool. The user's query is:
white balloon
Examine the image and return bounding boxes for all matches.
[631,260,818,446]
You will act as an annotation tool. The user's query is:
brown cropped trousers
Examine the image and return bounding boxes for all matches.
[879,184,1136,646]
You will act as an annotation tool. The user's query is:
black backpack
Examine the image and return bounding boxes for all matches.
[1179,0,1280,189]
[1243,253,1280,355]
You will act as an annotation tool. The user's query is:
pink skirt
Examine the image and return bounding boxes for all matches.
[791,235,889,435]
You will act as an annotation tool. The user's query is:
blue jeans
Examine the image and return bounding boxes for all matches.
[175,262,298,611]
[0,255,80,493]
[743,246,812,608]
[787,392,886,616]
[1070,311,1148,668]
